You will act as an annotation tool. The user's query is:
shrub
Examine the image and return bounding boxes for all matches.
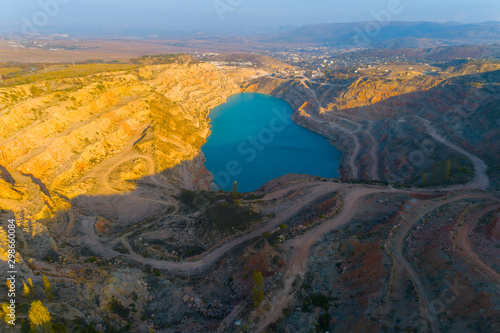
[311,294,329,310]
[252,270,264,307]
[316,313,331,331]
[108,298,129,319]
[43,276,53,301]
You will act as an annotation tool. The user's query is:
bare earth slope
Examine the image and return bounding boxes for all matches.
[0,58,240,201]
[0,57,499,333]
[245,63,500,190]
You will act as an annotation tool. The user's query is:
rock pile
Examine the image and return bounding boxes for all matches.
[185,296,229,319]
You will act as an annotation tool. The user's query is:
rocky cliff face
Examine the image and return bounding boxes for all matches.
[0,59,240,203]
[0,58,242,298]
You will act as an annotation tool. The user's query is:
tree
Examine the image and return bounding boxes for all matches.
[1,303,11,324]
[316,313,331,331]
[23,278,35,298]
[43,276,53,301]
[30,85,42,96]
[28,301,53,333]
[23,281,31,297]
[444,159,451,180]
[232,181,238,198]
[252,270,264,307]
[29,278,34,293]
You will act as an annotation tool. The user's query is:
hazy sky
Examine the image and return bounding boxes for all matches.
[1,0,499,29]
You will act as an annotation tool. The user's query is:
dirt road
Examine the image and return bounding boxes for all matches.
[417,116,489,191]
[255,186,402,331]
[455,203,500,286]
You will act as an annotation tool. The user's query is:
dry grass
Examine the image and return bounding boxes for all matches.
[0,63,138,87]
[0,67,24,75]
[0,39,201,64]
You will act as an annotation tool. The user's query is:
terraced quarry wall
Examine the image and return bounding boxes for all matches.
[0,61,240,203]
[0,58,498,332]
[246,64,500,190]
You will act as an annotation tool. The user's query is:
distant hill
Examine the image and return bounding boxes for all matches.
[335,44,500,62]
[259,21,500,48]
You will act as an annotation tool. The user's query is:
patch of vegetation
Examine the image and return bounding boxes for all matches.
[114,243,130,254]
[0,63,137,87]
[414,155,474,187]
[316,312,331,332]
[241,192,266,200]
[311,294,329,310]
[181,244,205,257]
[29,85,44,96]
[0,66,24,75]
[86,256,97,263]
[108,297,129,319]
[43,276,54,301]
[252,270,264,307]
[130,54,195,65]
[324,67,361,84]
[262,229,289,247]
[200,202,261,234]
[177,189,216,210]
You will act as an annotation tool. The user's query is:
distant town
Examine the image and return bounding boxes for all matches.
[7,39,89,51]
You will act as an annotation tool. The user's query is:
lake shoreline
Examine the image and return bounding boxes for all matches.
[202,92,341,192]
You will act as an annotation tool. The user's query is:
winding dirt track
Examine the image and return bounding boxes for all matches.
[255,186,400,332]
[390,195,479,333]
[299,79,362,179]
[306,115,361,179]
[77,156,495,332]
[297,79,385,181]
[255,115,493,331]
[417,116,489,191]
[73,91,495,332]
[252,116,494,331]
[80,181,357,272]
[257,192,500,333]
[115,183,352,272]
[455,204,500,287]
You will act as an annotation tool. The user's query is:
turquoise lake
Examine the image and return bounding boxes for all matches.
[201,93,341,192]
